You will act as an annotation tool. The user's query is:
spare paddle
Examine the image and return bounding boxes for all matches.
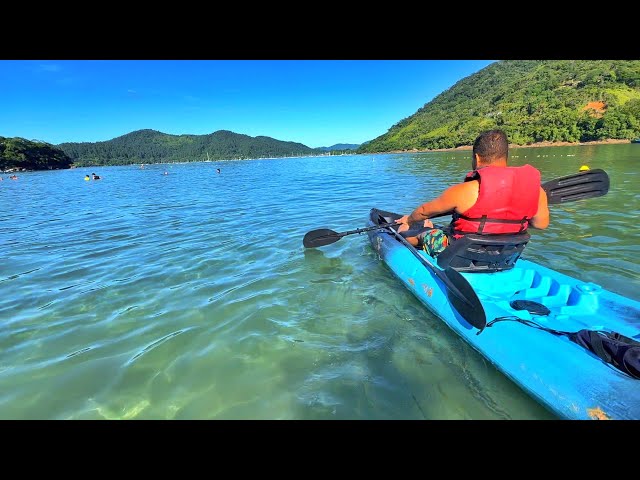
[385,223,486,330]
[303,222,399,248]
[542,168,609,205]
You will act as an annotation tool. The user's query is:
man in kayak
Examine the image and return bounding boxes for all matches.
[396,129,550,256]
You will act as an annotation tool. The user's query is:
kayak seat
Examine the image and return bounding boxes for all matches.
[436,233,530,273]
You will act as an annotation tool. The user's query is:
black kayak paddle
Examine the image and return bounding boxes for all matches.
[385,223,487,330]
[304,219,487,330]
[303,169,611,248]
[542,168,609,205]
[302,222,399,249]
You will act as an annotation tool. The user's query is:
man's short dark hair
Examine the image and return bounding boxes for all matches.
[472,129,509,163]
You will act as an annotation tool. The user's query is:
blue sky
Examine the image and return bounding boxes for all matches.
[0,60,495,148]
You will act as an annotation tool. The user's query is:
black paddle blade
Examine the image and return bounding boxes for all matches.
[543,168,610,205]
[303,229,341,248]
[303,222,401,248]
[443,267,487,330]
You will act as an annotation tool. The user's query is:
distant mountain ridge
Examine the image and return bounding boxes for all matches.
[58,129,323,167]
[14,60,640,169]
[358,60,640,153]
[316,143,360,151]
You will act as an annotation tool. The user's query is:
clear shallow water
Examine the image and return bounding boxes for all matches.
[1,144,638,420]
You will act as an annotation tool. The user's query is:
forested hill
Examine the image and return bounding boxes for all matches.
[358,60,640,153]
[316,143,360,151]
[0,137,72,172]
[58,129,319,167]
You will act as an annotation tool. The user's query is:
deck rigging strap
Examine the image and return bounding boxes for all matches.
[482,315,640,380]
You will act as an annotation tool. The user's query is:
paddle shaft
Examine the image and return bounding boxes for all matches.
[332,222,399,238]
[385,224,456,294]
[382,222,487,329]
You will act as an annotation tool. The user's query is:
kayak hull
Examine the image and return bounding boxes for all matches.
[367,208,640,420]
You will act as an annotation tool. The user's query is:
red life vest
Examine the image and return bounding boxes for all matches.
[449,164,541,237]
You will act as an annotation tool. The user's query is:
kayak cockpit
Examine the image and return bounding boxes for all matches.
[370,207,531,274]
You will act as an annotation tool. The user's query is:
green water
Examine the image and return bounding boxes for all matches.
[0,143,638,419]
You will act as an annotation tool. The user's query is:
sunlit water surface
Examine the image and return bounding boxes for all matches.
[1,144,638,419]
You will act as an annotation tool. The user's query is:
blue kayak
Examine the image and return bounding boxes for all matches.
[367,208,640,420]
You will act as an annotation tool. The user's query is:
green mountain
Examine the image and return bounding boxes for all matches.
[357,60,640,153]
[58,129,319,167]
[316,143,360,151]
[0,136,73,172]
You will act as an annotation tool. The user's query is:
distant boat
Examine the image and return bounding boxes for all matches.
[632,138,640,143]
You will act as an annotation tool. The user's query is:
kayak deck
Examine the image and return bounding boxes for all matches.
[465,260,639,336]
[368,208,640,420]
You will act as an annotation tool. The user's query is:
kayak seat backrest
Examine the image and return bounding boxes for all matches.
[437,233,531,273]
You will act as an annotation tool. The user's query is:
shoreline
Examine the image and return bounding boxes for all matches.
[4,139,634,172]
[386,138,632,154]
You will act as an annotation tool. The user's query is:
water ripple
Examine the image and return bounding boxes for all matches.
[0,147,636,419]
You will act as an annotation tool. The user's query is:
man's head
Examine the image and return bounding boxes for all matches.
[472,129,509,170]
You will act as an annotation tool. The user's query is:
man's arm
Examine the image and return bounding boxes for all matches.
[529,187,550,229]
[402,182,469,225]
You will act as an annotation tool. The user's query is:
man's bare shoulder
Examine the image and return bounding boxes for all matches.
[443,180,479,212]
[445,179,478,196]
